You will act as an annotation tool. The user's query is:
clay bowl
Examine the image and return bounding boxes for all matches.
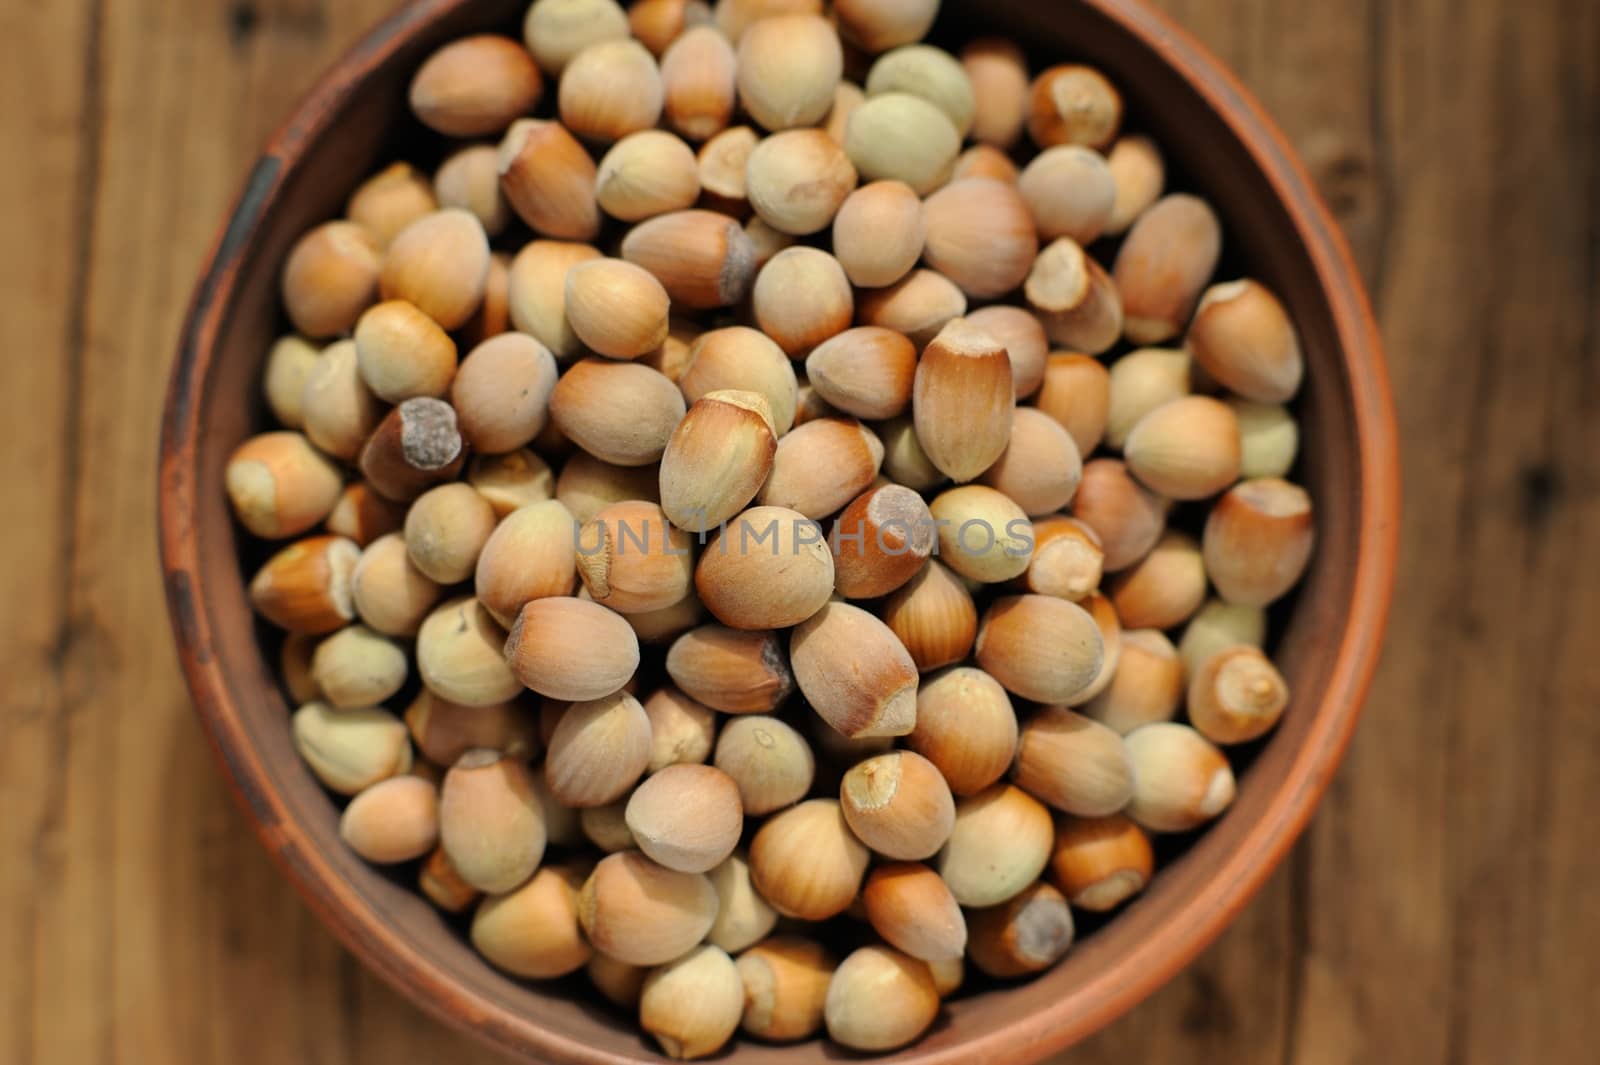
[159,0,1399,1061]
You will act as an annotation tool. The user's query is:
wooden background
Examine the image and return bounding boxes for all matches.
[3,0,1596,1061]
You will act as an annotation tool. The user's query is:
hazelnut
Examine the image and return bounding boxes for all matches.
[300,339,382,462]
[678,327,799,436]
[224,431,343,540]
[749,799,869,920]
[439,750,547,894]
[977,407,1083,517]
[706,853,778,953]
[736,14,842,131]
[1187,279,1305,403]
[829,483,935,599]
[928,485,1033,584]
[866,44,976,137]
[564,258,672,359]
[505,597,640,703]
[937,783,1053,907]
[1124,723,1236,832]
[1049,813,1154,912]
[405,482,496,584]
[416,597,522,707]
[736,937,834,1042]
[1028,64,1122,150]
[746,129,858,235]
[791,602,919,739]
[578,851,718,966]
[506,239,603,357]
[661,26,737,141]
[856,268,968,346]
[1113,194,1223,344]
[339,775,439,864]
[839,751,955,860]
[1178,598,1267,679]
[861,862,967,962]
[1108,529,1209,630]
[260,335,322,431]
[558,39,663,143]
[621,209,758,309]
[1124,395,1242,500]
[696,506,834,629]
[964,304,1049,399]
[544,691,652,808]
[751,246,854,357]
[962,38,1029,148]
[824,946,939,1051]
[1023,516,1104,602]
[434,146,510,237]
[451,333,558,456]
[758,417,883,519]
[249,535,360,635]
[1081,628,1184,735]
[625,764,744,873]
[310,624,407,709]
[555,452,660,525]
[831,180,924,288]
[834,0,938,52]
[1187,645,1290,745]
[409,35,542,137]
[379,208,491,331]
[666,624,794,714]
[1105,134,1165,235]
[474,499,578,627]
[965,881,1075,978]
[471,864,592,978]
[913,319,1015,483]
[882,559,978,672]
[640,945,744,1060]
[291,701,411,796]
[348,162,438,249]
[713,715,815,815]
[1012,705,1135,817]
[281,222,380,339]
[845,92,960,195]
[806,323,921,418]
[549,359,686,467]
[908,665,1018,796]
[523,0,630,75]
[1036,352,1110,456]
[498,120,601,241]
[1025,236,1124,355]
[922,178,1038,299]
[642,686,717,774]
[403,689,539,767]
[1202,478,1315,606]
[596,130,702,222]
[1018,145,1117,244]
[660,391,779,534]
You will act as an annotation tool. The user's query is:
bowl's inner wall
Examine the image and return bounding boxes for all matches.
[188,0,1362,1059]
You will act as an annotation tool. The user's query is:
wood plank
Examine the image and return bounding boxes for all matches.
[1278,0,1600,1062]
[1071,0,1387,1059]
[7,0,1598,1062]
[20,0,497,1061]
[0,2,98,1064]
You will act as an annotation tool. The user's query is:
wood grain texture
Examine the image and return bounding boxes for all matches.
[2,0,1594,1063]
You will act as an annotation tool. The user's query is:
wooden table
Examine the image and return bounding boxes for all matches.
[3,0,1596,1061]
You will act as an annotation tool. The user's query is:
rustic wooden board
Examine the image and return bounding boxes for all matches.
[2,0,1595,1062]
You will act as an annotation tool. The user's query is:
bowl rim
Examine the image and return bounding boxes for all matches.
[158,0,1400,1061]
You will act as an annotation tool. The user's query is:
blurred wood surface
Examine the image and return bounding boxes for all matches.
[2,0,1595,1062]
